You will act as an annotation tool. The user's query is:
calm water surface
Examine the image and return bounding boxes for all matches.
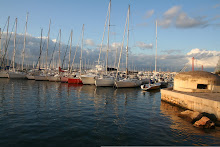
[0,79,220,146]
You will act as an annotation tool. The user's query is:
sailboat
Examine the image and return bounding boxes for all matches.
[81,0,110,85]
[95,0,115,87]
[0,19,9,78]
[68,24,84,84]
[34,20,51,81]
[141,20,161,90]
[47,29,62,82]
[60,30,73,83]
[114,5,142,88]
[8,16,28,79]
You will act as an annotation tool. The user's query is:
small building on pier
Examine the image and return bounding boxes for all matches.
[161,71,220,121]
[173,71,220,93]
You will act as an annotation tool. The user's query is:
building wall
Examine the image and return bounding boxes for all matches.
[174,78,220,93]
[161,89,220,121]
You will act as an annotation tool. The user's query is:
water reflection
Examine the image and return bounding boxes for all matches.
[1,79,220,146]
[160,101,220,145]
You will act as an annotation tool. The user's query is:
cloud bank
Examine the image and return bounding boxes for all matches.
[186,48,220,68]
[135,41,153,50]
[1,33,218,71]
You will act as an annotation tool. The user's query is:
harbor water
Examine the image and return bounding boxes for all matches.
[0,78,220,146]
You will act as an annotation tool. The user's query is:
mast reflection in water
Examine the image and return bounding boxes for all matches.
[0,79,220,146]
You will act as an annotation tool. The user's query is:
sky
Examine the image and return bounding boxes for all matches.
[0,0,220,72]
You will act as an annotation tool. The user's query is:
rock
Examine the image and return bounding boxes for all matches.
[201,112,217,122]
[178,110,203,123]
[193,116,215,129]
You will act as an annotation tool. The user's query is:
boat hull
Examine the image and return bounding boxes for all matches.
[95,78,114,87]
[34,75,48,81]
[8,72,27,79]
[26,75,35,80]
[61,77,68,83]
[81,76,95,85]
[141,83,161,91]
[48,76,61,82]
[115,79,142,88]
[68,78,82,84]
[0,71,8,78]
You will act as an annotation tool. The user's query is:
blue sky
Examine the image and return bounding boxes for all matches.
[0,0,220,71]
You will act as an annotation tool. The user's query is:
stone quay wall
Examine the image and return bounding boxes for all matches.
[161,88,220,121]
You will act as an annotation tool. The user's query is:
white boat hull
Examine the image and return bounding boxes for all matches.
[81,76,95,85]
[8,72,27,79]
[95,78,114,87]
[0,71,8,78]
[48,76,61,82]
[34,75,48,81]
[26,75,35,80]
[115,79,142,88]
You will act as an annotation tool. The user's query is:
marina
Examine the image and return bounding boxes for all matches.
[0,78,220,146]
[0,0,220,146]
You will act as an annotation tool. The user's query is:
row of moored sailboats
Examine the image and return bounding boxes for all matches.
[0,1,174,90]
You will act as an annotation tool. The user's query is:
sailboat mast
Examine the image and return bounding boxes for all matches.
[39,29,43,69]
[58,29,61,68]
[13,18,17,71]
[22,13,28,71]
[114,47,117,69]
[98,1,110,65]
[69,30,73,72]
[80,24,84,75]
[116,8,128,78]
[126,5,130,77]
[2,16,10,68]
[155,20,157,73]
[0,28,1,59]
[106,0,111,74]
[46,19,51,70]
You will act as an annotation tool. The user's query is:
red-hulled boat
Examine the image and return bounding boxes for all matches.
[68,77,83,84]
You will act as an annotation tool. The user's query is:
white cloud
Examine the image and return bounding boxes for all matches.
[158,6,181,28]
[161,49,182,54]
[52,39,57,43]
[159,5,208,29]
[136,41,153,49]
[85,39,95,46]
[164,6,181,19]
[176,12,206,28]
[158,18,172,28]
[111,42,121,49]
[2,32,218,71]
[186,48,220,68]
[36,36,48,40]
[144,9,154,19]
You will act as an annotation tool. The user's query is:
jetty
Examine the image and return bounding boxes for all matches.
[161,71,220,121]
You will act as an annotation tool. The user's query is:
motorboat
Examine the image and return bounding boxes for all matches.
[141,82,161,91]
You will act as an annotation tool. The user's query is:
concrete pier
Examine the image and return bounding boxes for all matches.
[161,88,220,121]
